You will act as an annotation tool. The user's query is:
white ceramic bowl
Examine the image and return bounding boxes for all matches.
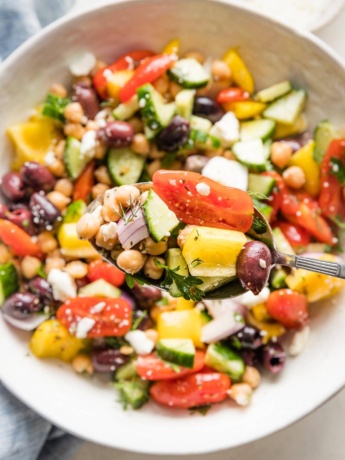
[1,0,345,455]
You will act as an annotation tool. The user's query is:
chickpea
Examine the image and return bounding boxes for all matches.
[169,81,182,98]
[48,159,66,177]
[152,74,169,95]
[148,144,165,160]
[145,329,158,345]
[147,160,162,177]
[139,190,149,205]
[222,150,236,160]
[211,59,231,81]
[283,166,306,189]
[91,183,109,200]
[102,204,121,223]
[228,383,253,406]
[76,213,101,239]
[128,116,143,134]
[72,354,93,375]
[94,142,107,160]
[131,133,150,156]
[115,185,140,208]
[64,123,85,140]
[270,141,293,169]
[144,256,164,280]
[117,250,147,274]
[54,139,66,159]
[21,256,42,279]
[74,76,92,86]
[54,178,73,197]
[64,102,84,124]
[184,50,205,64]
[177,225,196,248]
[38,232,58,253]
[171,160,183,170]
[64,261,88,279]
[0,244,12,264]
[140,236,168,255]
[119,345,134,355]
[45,256,66,274]
[205,147,224,158]
[46,191,71,211]
[49,83,68,98]
[94,165,112,185]
[95,223,118,250]
[48,248,63,258]
[110,245,124,261]
[242,366,261,389]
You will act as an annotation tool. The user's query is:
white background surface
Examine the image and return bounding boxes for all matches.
[70,1,345,459]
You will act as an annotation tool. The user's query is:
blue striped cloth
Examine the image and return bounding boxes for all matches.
[0,3,83,458]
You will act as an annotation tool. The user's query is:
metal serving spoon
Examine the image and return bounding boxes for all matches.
[86,182,344,300]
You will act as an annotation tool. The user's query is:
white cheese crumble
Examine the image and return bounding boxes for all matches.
[288,326,310,356]
[75,317,96,338]
[47,269,77,302]
[209,112,240,146]
[80,130,97,158]
[90,302,106,314]
[95,108,111,120]
[69,52,97,76]
[100,222,117,241]
[91,204,103,221]
[202,156,248,191]
[237,287,270,308]
[259,258,267,269]
[44,150,56,166]
[203,299,240,318]
[125,330,154,355]
[196,182,211,196]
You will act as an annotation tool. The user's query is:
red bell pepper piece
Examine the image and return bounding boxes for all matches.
[262,171,286,222]
[73,160,95,203]
[119,54,177,103]
[216,87,250,104]
[93,50,155,99]
[0,219,41,257]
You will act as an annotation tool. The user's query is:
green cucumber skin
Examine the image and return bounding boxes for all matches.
[205,343,245,380]
[248,174,276,196]
[240,119,276,142]
[168,59,210,89]
[115,379,149,409]
[156,340,195,368]
[64,136,89,181]
[263,89,306,125]
[270,267,288,290]
[115,361,138,381]
[313,120,339,163]
[166,248,189,297]
[0,263,19,305]
[256,80,292,103]
[252,198,273,222]
[107,148,145,186]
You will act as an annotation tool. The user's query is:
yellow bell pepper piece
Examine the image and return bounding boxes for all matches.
[288,141,320,197]
[157,309,203,347]
[274,113,308,139]
[222,49,254,94]
[182,226,247,277]
[285,254,345,303]
[30,320,86,362]
[223,101,266,120]
[107,70,134,100]
[58,223,98,258]
[175,298,195,310]
[251,303,271,322]
[162,38,180,56]
[7,119,60,170]
[247,312,285,345]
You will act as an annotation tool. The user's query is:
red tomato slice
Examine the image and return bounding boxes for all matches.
[150,372,231,409]
[275,221,310,249]
[72,160,95,203]
[57,297,132,338]
[0,219,41,257]
[119,54,177,103]
[93,50,155,98]
[87,260,125,287]
[266,289,309,329]
[152,170,254,232]
[136,351,205,380]
[217,87,250,104]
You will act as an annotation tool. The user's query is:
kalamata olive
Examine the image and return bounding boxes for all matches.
[131,283,162,309]
[260,341,286,374]
[193,96,224,123]
[0,203,8,218]
[230,325,263,350]
[27,277,55,306]
[92,348,129,373]
[2,292,41,319]
[132,310,152,331]
[75,277,89,290]
[236,241,272,295]
[72,82,100,119]
[7,208,36,235]
[29,192,61,230]
[184,155,209,173]
[21,162,56,192]
[8,202,28,211]
[240,350,259,367]
[97,121,134,147]
[157,116,190,153]
[0,172,26,202]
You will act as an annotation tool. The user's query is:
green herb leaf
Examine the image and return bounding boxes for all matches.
[251,216,268,234]
[105,337,128,349]
[37,265,47,279]
[160,358,181,373]
[249,191,269,200]
[41,93,70,122]
[191,258,203,268]
[189,404,212,415]
[330,157,345,184]
[125,274,136,289]
[131,310,148,330]
[161,153,177,168]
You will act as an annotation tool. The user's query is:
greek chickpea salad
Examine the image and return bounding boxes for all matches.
[1,38,345,412]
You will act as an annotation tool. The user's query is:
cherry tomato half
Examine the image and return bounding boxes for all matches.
[266,289,309,329]
[88,260,125,287]
[216,87,250,104]
[275,221,310,249]
[57,297,132,338]
[0,219,41,257]
[152,170,254,233]
[150,372,231,408]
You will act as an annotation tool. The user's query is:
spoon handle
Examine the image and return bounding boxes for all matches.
[276,252,345,279]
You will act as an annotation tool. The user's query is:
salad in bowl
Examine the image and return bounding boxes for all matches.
[1,38,344,413]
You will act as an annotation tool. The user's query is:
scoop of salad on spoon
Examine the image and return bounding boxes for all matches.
[77,170,344,301]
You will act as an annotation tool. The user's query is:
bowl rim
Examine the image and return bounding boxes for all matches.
[1,0,345,454]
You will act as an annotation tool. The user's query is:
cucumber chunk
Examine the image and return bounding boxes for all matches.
[142,189,180,242]
[107,148,145,186]
[198,275,236,293]
[205,343,245,380]
[157,338,195,368]
[63,200,86,224]
[256,80,292,103]
[263,89,306,125]
[240,119,276,142]
[248,173,275,196]
[112,95,140,121]
[64,136,90,180]
[166,248,189,297]
[115,361,138,381]
[313,120,339,163]
[175,89,196,119]
[252,198,273,221]
[168,58,210,89]
[190,115,212,133]
[233,139,271,171]
[272,227,295,255]
[274,113,308,139]
[0,263,19,305]
[270,267,288,289]
[78,279,121,298]
[115,378,149,409]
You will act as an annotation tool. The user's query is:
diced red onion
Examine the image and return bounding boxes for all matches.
[117,208,149,250]
[3,312,48,331]
[201,311,244,343]
[202,299,246,318]
[120,291,136,309]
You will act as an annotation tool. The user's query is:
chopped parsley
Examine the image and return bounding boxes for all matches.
[41,93,70,122]
[330,157,345,184]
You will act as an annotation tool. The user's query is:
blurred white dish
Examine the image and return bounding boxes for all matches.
[1,0,345,454]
